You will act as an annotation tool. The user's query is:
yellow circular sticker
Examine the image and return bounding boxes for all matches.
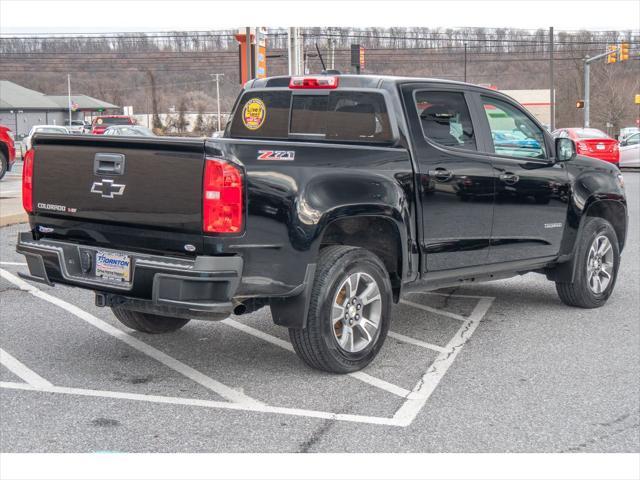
[242,98,266,130]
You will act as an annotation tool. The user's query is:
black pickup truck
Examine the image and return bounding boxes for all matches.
[17,74,627,373]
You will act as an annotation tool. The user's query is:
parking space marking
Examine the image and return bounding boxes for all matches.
[0,266,494,427]
[399,298,468,322]
[0,381,401,426]
[0,348,53,388]
[0,262,27,266]
[221,318,412,398]
[0,268,263,406]
[387,331,448,353]
[392,297,494,426]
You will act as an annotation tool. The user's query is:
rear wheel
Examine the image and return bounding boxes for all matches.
[0,152,7,180]
[287,246,392,373]
[111,307,190,334]
[555,217,620,308]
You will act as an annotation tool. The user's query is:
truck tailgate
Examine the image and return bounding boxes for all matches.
[32,135,205,233]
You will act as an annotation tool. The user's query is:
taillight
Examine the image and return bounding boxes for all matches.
[203,157,243,233]
[289,76,339,89]
[22,149,34,213]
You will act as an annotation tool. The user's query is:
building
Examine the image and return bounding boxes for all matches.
[0,80,119,137]
[499,89,552,128]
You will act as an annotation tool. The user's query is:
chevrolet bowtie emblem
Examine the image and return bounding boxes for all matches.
[90,179,126,198]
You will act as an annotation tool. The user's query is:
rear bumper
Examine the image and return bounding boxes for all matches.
[16,232,242,318]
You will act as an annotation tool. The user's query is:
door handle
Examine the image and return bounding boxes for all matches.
[430,167,453,182]
[499,172,519,185]
[94,153,125,176]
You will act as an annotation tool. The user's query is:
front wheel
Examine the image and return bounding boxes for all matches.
[111,307,190,333]
[555,217,620,308]
[287,246,392,373]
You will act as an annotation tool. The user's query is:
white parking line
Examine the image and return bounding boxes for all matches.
[392,297,494,426]
[0,267,494,427]
[0,381,401,426]
[387,331,448,353]
[221,318,412,399]
[0,348,53,388]
[399,298,468,322]
[0,268,263,406]
[0,262,27,266]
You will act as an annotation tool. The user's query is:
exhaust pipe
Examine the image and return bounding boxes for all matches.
[232,301,247,315]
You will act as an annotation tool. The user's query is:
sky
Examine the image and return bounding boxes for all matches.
[1,0,639,34]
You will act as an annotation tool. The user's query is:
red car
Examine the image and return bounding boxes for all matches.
[0,124,17,180]
[553,128,619,165]
[91,115,135,134]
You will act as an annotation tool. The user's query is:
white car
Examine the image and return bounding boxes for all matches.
[619,132,640,168]
[64,119,89,134]
[619,127,639,143]
[21,125,69,153]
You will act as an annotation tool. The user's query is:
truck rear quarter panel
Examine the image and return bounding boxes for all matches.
[206,139,417,299]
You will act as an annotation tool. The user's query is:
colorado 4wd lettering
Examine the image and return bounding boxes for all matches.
[257,150,295,161]
[37,203,77,213]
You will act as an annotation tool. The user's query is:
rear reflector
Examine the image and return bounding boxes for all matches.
[203,157,243,233]
[289,76,339,89]
[22,149,34,213]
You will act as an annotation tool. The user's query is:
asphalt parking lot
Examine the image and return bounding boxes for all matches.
[0,173,638,453]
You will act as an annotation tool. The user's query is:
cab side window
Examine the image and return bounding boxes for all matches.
[627,133,639,145]
[414,91,477,150]
[482,96,547,159]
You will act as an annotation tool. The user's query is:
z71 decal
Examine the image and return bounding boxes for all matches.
[257,150,296,161]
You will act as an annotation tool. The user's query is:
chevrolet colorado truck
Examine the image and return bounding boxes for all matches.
[17,75,627,373]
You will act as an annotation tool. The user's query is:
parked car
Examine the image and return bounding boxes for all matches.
[553,128,619,165]
[103,125,154,136]
[22,125,69,153]
[91,115,135,134]
[0,124,16,180]
[619,132,640,168]
[618,127,639,143]
[18,75,627,373]
[64,119,90,134]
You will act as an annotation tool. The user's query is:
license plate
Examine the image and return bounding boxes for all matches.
[596,144,605,150]
[95,250,131,282]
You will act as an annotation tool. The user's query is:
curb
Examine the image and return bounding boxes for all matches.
[0,213,28,227]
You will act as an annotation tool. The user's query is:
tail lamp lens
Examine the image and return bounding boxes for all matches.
[22,149,34,213]
[203,157,243,233]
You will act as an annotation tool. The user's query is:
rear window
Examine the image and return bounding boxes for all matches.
[94,117,133,126]
[574,128,609,139]
[229,90,393,144]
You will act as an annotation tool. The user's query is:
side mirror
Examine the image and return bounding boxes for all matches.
[619,139,627,147]
[555,137,575,162]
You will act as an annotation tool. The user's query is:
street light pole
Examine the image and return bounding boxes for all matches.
[583,46,618,128]
[211,73,224,131]
[67,73,72,125]
[463,43,467,82]
[549,26,555,131]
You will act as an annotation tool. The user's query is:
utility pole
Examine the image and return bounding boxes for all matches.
[245,27,252,82]
[549,27,555,131]
[583,46,619,127]
[211,73,224,131]
[463,43,467,82]
[329,37,335,70]
[287,28,294,75]
[67,74,72,124]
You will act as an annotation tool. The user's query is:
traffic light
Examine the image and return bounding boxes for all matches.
[619,43,630,62]
[576,100,585,109]
[606,45,617,64]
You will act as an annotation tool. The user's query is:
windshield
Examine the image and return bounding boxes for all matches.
[574,128,609,139]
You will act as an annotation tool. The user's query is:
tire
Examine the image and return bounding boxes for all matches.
[111,307,190,334]
[555,217,620,308]
[0,152,7,180]
[287,246,392,374]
